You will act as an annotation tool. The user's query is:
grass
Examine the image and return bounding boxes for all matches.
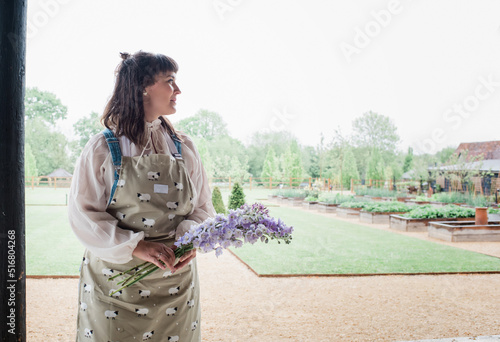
[229,205,500,275]
[25,188,84,275]
[24,186,500,276]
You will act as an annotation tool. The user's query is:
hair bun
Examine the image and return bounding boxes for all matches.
[120,52,131,61]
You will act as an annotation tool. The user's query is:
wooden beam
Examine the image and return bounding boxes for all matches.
[0,1,27,341]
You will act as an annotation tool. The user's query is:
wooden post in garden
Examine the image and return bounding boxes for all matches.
[0,1,27,341]
[269,177,272,189]
[350,179,354,193]
[289,177,292,189]
[309,177,311,188]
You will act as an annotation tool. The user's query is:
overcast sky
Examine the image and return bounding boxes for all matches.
[26,0,500,155]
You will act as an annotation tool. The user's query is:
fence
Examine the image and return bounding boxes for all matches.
[25,176,72,189]
[208,177,345,191]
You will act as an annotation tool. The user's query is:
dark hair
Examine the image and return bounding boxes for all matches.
[100,50,184,148]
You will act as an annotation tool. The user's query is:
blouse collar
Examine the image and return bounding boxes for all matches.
[135,117,168,167]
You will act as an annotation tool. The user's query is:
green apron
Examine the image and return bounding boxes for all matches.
[75,129,200,341]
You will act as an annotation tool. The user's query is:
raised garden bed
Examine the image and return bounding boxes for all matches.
[302,201,319,210]
[337,207,363,218]
[390,215,472,232]
[277,196,288,203]
[287,197,306,207]
[267,195,278,201]
[429,201,447,207]
[315,202,339,213]
[429,221,500,242]
[360,211,409,224]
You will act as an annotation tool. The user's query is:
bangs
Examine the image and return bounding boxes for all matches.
[156,54,179,75]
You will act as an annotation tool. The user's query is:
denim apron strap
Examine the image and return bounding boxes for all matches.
[101,128,122,206]
[171,133,182,157]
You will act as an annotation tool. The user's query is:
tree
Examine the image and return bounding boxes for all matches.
[211,186,226,214]
[322,128,351,187]
[246,130,296,178]
[317,132,327,178]
[194,139,215,180]
[366,149,385,181]
[403,147,413,173]
[282,140,304,187]
[24,87,72,175]
[260,146,280,182]
[25,143,38,179]
[341,148,359,189]
[25,117,72,175]
[228,182,246,209]
[25,87,68,124]
[352,111,400,155]
[435,146,456,164]
[71,111,104,164]
[301,145,320,179]
[174,109,228,141]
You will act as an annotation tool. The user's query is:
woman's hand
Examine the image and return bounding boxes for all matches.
[172,245,196,272]
[132,240,176,272]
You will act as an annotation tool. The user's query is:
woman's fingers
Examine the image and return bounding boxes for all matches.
[179,249,195,263]
[157,249,176,272]
[132,240,178,272]
[174,249,196,271]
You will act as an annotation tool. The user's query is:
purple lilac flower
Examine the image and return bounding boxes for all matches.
[174,202,293,258]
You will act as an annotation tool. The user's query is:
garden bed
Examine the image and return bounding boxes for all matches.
[267,194,278,201]
[287,197,306,207]
[390,215,472,232]
[429,201,447,207]
[337,207,363,218]
[316,202,339,213]
[360,211,409,224]
[429,221,500,242]
[302,201,319,210]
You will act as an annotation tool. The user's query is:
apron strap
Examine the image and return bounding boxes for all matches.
[171,133,182,157]
[101,128,122,206]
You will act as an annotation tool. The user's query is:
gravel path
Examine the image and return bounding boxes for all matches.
[27,204,500,341]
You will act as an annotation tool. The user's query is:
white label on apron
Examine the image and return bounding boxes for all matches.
[154,184,169,194]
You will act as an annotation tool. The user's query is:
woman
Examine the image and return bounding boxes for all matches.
[68,50,216,341]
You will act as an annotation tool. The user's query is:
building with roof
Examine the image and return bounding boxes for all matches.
[429,140,500,195]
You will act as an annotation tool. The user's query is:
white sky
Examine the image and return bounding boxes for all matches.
[26,0,500,155]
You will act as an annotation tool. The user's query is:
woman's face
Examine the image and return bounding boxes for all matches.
[143,71,181,121]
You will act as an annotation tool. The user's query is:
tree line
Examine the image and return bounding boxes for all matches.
[24,87,456,187]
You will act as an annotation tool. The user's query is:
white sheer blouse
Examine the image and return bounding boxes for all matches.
[67,119,216,264]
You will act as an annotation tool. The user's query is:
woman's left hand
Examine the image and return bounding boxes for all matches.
[172,246,196,272]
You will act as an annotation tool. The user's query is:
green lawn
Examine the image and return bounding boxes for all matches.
[24,186,500,276]
[229,205,500,275]
[25,188,84,275]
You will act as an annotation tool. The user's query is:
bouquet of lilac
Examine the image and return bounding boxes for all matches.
[108,202,293,295]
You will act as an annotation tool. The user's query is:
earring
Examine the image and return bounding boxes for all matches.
[143,91,148,96]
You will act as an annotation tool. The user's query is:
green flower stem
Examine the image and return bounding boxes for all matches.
[108,244,195,297]
[108,261,149,281]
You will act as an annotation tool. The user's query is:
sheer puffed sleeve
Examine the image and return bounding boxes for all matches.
[68,133,144,264]
[175,131,216,240]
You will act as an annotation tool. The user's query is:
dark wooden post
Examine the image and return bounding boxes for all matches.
[0,1,27,341]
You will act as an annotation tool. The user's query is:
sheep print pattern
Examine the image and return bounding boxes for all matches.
[76,135,200,341]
